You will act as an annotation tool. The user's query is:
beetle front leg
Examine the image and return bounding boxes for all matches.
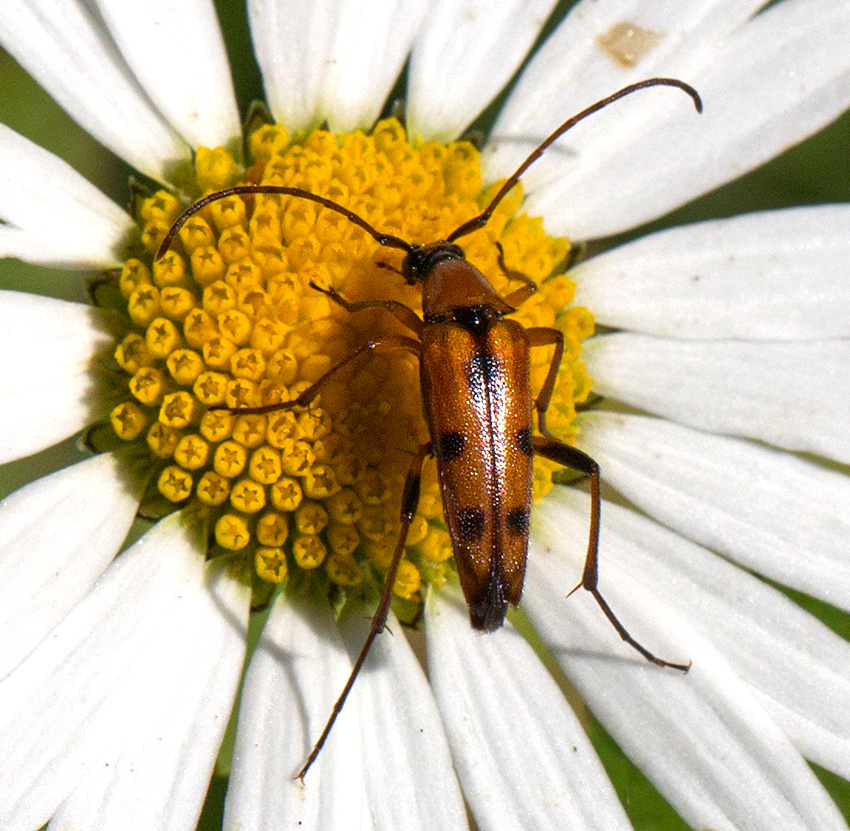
[495,242,539,308]
[534,436,690,672]
[310,280,424,337]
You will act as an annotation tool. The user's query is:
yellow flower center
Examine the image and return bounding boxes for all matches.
[108,118,594,614]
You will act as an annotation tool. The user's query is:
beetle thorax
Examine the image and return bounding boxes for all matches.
[411,242,515,319]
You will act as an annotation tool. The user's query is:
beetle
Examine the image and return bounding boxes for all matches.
[158,77,701,779]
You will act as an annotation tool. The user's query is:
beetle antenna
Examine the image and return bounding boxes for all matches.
[446,77,702,243]
[156,184,414,261]
[158,79,700,261]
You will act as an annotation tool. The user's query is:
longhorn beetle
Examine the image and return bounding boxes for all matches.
[159,77,702,780]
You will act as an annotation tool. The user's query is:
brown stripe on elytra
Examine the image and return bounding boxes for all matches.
[436,431,465,461]
[507,507,530,536]
[516,427,533,457]
[457,507,486,543]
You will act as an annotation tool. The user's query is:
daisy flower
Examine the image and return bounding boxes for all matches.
[1,1,850,830]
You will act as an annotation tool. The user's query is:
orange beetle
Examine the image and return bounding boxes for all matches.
[159,77,701,778]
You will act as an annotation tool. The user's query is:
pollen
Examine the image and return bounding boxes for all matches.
[393,559,421,601]
[110,117,591,617]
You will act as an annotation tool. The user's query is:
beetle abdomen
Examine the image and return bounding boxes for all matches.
[421,315,533,631]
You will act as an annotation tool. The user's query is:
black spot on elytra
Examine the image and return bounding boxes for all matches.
[507,507,530,536]
[457,508,486,543]
[516,427,533,457]
[437,431,465,461]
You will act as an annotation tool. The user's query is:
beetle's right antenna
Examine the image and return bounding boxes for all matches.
[447,77,702,244]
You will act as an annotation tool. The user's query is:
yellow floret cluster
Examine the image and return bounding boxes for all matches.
[108,117,593,611]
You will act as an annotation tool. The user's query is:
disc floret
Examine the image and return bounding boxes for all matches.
[108,117,593,612]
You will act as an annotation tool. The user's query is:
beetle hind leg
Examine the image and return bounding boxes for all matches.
[578,581,690,671]
[534,436,690,672]
[297,442,432,781]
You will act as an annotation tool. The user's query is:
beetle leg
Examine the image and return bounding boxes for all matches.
[298,441,432,781]
[525,326,565,440]
[375,260,403,276]
[495,242,538,308]
[217,335,421,416]
[533,437,690,672]
[309,280,424,337]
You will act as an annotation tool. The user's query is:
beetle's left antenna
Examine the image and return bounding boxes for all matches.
[156,185,413,261]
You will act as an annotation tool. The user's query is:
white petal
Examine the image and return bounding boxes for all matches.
[92,0,241,150]
[406,0,559,142]
[0,292,114,462]
[426,586,632,831]
[0,124,133,268]
[0,516,209,831]
[248,0,331,134]
[224,596,373,831]
[48,556,250,831]
[575,412,850,612]
[538,488,850,782]
[249,0,427,134]
[487,0,850,239]
[524,492,847,831]
[582,333,850,463]
[339,609,467,831]
[0,453,141,680]
[483,0,764,198]
[572,206,850,339]
[0,0,188,181]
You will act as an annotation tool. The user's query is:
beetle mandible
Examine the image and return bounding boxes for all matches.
[159,76,702,780]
